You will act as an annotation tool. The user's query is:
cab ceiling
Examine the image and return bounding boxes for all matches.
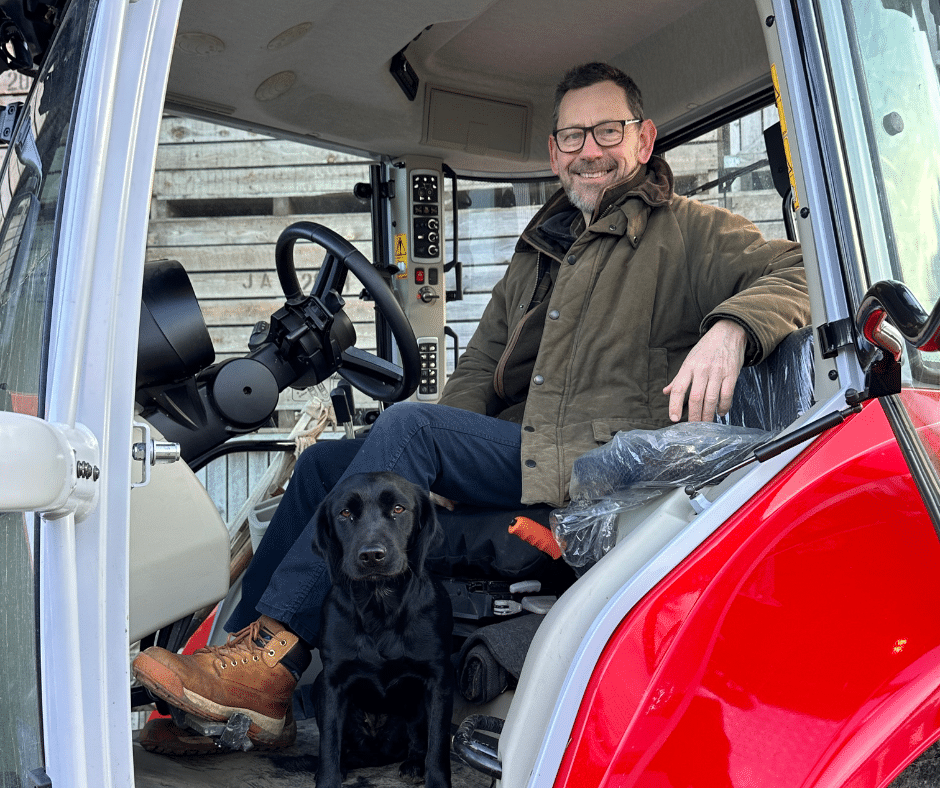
[167,0,772,177]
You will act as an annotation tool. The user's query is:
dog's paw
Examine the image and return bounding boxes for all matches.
[399,758,426,784]
[314,763,345,788]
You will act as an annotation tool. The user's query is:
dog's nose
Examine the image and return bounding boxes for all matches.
[358,545,386,567]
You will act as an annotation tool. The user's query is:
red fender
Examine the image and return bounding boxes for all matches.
[554,393,940,788]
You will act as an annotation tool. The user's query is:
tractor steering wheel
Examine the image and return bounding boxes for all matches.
[274,222,420,402]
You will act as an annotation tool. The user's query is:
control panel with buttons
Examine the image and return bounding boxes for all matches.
[410,171,441,262]
[417,337,439,400]
[389,157,448,404]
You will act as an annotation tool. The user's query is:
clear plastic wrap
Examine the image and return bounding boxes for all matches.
[552,423,772,569]
[550,327,816,570]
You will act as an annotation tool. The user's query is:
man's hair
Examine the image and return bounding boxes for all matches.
[552,62,644,129]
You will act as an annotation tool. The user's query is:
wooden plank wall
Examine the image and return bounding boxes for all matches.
[194,449,282,528]
[146,116,380,420]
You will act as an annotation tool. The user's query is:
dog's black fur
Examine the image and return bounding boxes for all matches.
[311,471,454,788]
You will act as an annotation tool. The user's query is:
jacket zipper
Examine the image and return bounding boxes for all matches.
[526,251,551,311]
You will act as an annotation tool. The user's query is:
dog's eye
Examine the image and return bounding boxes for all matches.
[339,508,352,519]
[392,505,406,515]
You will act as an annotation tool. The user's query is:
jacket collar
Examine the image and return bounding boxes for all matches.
[518,155,675,257]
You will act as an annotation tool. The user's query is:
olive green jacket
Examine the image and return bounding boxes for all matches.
[439,156,809,506]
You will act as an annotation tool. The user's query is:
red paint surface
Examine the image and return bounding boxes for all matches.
[555,392,940,788]
[10,391,38,416]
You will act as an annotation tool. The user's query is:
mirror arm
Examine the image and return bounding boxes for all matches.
[856,279,940,353]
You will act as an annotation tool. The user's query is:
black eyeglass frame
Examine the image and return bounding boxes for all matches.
[552,118,643,153]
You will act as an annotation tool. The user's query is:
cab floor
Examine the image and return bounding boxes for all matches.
[133,716,494,788]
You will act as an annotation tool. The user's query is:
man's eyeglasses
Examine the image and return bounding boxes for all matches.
[552,119,642,153]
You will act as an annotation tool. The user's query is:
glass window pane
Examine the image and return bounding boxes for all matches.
[667,105,788,241]
[817,1,940,389]
[145,115,375,423]
[0,2,98,782]
[815,1,940,520]
[446,180,558,372]
[0,512,41,786]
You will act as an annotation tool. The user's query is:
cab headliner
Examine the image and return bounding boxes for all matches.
[167,0,773,176]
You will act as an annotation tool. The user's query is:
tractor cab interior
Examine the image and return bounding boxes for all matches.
[121,0,834,782]
[129,139,817,704]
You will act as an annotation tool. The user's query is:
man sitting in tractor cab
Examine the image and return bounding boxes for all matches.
[133,61,810,752]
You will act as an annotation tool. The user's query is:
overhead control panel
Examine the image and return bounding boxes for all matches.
[388,157,447,402]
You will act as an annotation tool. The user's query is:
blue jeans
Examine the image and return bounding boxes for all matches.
[225,402,524,644]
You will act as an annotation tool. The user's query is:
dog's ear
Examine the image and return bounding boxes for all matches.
[311,493,344,581]
[407,487,443,575]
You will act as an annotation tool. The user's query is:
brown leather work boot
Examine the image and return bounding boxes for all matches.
[132,615,304,745]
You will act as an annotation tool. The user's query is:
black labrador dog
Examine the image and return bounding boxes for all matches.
[311,471,454,788]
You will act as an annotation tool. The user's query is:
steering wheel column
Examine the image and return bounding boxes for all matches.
[138,222,421,465]
[225,221,420,423]
[263,221,421,401]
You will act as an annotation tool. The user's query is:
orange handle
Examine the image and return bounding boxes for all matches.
[509,516,562,560]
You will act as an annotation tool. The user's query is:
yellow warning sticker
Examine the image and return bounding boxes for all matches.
[395,233,408,278]
[771,64,799,210]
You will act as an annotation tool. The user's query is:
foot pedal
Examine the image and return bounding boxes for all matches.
[217,713,252,752]
[167,706,254,752]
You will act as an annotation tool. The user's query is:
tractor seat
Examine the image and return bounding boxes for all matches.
[722,325,815,432]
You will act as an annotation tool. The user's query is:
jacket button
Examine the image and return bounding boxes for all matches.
[533,374,544,385]
[524,425,534,432]
[548,309,560,320]
[566,254,577,265]
[525,459,537,468]
[609,224,617,231]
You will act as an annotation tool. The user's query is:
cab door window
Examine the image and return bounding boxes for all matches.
[814,1,940,520]
[0,1,98,783]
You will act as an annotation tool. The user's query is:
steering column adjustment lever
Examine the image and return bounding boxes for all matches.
[330,382,356,439]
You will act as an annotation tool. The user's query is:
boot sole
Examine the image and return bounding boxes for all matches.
[138,716,296,756]
[133,652,288,745]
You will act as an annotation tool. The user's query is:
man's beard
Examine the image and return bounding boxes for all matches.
[565,186,598,216]
[560,156,619,216]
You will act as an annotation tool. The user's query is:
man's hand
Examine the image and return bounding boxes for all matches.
[663,319,748,423]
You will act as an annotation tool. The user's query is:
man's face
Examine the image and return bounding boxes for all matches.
[549,80,656,219]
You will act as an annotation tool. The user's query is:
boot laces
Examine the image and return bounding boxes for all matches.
[196,620,277,666]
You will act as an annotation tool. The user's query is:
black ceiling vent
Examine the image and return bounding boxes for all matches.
[390,49,419,102]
